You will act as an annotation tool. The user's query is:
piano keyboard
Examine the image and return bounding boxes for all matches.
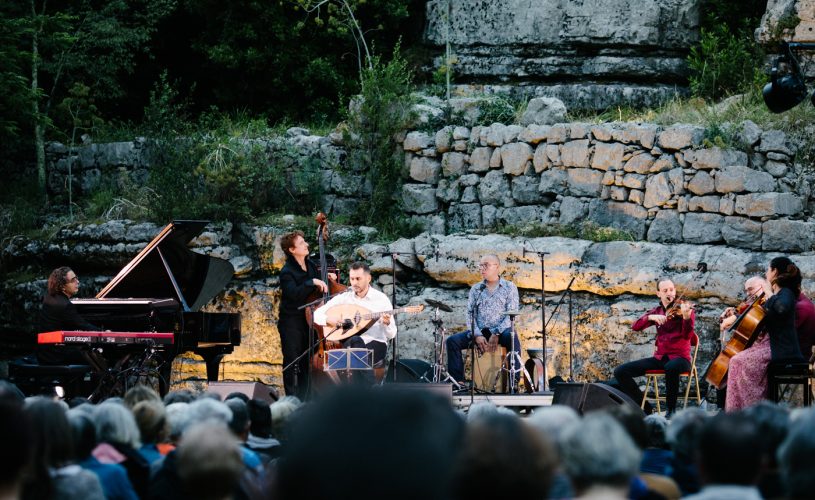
[38,330,175,346]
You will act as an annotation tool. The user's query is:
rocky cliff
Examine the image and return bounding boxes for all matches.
[5,220,815,396]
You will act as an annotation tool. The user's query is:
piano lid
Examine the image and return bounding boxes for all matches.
[95,220,234,311]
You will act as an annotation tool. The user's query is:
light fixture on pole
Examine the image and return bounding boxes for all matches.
[763,42,815,113]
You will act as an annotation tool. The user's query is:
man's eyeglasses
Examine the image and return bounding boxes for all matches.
[478,263,497,269]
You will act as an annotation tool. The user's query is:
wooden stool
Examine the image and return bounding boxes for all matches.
[768,361,812,406]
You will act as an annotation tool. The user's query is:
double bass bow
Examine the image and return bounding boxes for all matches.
[305,213,347,372]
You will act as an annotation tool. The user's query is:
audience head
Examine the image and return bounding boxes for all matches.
[225,392,249,404]
[644,414,670,450]
[777,409,815,499]
[224,398,250,438]
[163,389,196,405]
[465,400,499,423]
[67,410,98,460]
[526,405,580,456]
[0,380,25,403]
[697,412,762,486]
[186,398,232,430]
[247,399,273,438]
[22,398,75,499]
[742,401,790,468]
[768,256,802,295]
[270,396,301,442]
[132,400,168,446]
[0,396,32,498]
[176,422,244,500]
[96,400,141,448]
[277,386,463,500]
[559,413,642,496]
[165,402,192,442]
[666,407,709,462]
[453,412,556,500]
[123,384,161,409]
[605,404,648,450]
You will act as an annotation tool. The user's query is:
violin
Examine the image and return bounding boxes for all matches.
[665,297,694,319]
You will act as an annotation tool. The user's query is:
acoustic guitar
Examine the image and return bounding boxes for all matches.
[324,304,425,341]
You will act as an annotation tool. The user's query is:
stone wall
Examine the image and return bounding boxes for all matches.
[401,121,815,253]
[5,221,815,396]
[422,0,700,109]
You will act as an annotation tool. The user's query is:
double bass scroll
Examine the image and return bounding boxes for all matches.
[304,213,347,371]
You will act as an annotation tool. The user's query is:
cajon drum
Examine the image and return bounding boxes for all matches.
[468,347,507,393]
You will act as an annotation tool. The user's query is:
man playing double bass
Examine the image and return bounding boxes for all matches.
[613,279,695,419]
[278,231,331,399]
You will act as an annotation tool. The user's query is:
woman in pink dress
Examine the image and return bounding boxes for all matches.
[726,257,806,411]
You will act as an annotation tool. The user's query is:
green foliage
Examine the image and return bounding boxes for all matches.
[493,221,634,242]
[687,0,767,102]
[133,77,326,223]
[345,44,417,235]
[477,95,520,125]
[688,24,765,101]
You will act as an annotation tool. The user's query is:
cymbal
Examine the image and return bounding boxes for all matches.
[425,298,453,312]
[503,310,523,316]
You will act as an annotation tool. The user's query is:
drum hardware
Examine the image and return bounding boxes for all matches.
[425,298,453,313]
[497,310,532,394]
[426,300,462,389]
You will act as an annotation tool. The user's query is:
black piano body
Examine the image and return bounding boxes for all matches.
[68,220,241,385]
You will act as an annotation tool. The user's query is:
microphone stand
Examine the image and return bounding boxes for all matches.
[469,284,489,403]
[523,246,550,391]
[543,275,577,382]
[375,250,424,383]
[282,324,346,375]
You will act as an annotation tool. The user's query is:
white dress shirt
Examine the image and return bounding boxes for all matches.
[313,286,397,345]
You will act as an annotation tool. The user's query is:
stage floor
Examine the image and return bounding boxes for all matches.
[451,392,554,410]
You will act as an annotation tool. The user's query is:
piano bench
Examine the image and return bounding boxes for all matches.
[8,363,94,398]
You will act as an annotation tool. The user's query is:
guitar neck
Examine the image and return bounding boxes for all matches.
[363,307,412,320]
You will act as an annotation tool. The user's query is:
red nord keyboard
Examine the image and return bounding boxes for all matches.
[38,330,175,346]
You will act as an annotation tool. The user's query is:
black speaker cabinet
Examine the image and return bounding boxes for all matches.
[208,381,278,403]
[552,382,643,416]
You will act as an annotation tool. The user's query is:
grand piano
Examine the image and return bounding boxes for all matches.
[63,220,241,385]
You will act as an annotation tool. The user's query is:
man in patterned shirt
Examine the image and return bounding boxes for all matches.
[445,254,521,385]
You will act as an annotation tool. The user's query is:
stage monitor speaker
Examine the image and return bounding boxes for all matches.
[385,358,432,383]
[552,382,643,416]
[207,381,278,404]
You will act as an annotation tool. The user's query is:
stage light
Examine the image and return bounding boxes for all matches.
[762,42,815,113]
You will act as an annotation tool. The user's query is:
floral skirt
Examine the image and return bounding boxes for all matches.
[725,335,771,411]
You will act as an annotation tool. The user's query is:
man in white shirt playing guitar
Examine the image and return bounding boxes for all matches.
[313,262,397,372]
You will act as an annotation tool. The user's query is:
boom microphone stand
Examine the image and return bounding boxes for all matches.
[523,246,550,391]
[375,250,424,382]
[543,276,577,382]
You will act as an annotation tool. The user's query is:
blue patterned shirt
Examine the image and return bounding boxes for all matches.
[467,278,519,336]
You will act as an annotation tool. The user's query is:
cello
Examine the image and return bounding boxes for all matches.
[304,213,347,374]
[703,292,767,389]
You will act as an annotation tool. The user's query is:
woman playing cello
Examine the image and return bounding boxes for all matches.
[726,257,806,411]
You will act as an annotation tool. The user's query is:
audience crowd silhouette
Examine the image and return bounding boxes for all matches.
[1,378,814,500]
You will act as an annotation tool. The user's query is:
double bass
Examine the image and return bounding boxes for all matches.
[304,213,347,373]
[703,292,767,389]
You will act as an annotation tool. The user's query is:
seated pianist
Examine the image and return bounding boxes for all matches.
[37,266,102,366]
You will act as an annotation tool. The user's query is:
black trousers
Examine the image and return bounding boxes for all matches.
[614,355,690,411]
[278,313,312,400]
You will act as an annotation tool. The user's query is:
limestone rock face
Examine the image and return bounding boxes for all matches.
[423,0,700,110]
